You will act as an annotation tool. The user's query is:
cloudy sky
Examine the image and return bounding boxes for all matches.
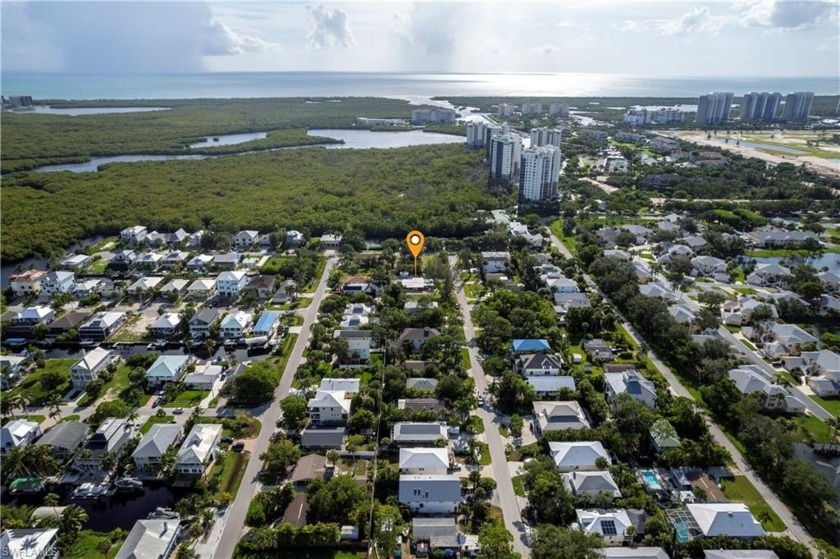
[2,0,838,76]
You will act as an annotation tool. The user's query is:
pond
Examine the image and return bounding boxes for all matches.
[35,154,209,173]
[307,128,464,149]
[188,132,268,149]
[9,106,170,116]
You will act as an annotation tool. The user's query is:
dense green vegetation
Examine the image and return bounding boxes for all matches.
[1,97,419,171]
[1,144,499,261]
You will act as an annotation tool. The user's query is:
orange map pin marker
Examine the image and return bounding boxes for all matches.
[406,230,425,276]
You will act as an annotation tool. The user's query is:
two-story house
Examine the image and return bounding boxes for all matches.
[145,355,190,388]
[481,252,510,274]
[604,370,658,408]
[515,353,564,376]
[727,366,805,414]
[120,225,148,244]
[131,424,182,473]
[399,448,449,475]
[0,419,42,456]
[308,390,351,426]
[70,347,118,388]
[175,424,222,476]
[9,269,46,297]
[75,417,136,472]
[399,474,461,515]
[11,306,55,326]
[189,308,221,339]
[78,312,126,341]
[333,330,372,368]
[219,311,253,339]
[151,313,182,339]
[216,271,248,297]
[234,230,260,249]
[186,278,216,300]
[41,271,76,296]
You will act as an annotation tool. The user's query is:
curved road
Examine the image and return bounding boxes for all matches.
[213,255,336,559]
[547,230,819,557]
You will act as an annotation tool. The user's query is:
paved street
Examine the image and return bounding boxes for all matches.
[455,272,531,558]
[547,230,819,557]
[212,255,336,559]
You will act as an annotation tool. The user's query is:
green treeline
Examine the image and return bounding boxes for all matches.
[1,97,419,171]
[1,144,502,262]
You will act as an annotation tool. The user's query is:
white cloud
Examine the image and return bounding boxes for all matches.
[203,20,280,56]
[392,4,458,56]
[660,6,727,35]
[306,5,354,50]
[741,0,837,30]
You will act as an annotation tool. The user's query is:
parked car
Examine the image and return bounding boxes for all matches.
[173,407,184,415]
[220,436,234,444]
[231,442,245,452]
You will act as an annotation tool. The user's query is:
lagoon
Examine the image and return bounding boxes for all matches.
[188,131,267,149]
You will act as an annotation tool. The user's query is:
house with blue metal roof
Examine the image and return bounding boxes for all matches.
[145,355,190,387]
[511,339,551,354]
[253,311,281,337]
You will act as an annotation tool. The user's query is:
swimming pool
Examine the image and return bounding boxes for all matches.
[674,520,690,543]
[640,469,662,491]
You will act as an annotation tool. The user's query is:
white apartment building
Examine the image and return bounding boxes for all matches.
[783,92,814,121]
[696,92,733,125]
[530,127,563,148]
[497,103,513,118]
[489,133,522,181]
[520,145,561,202]
[741,92,781,121]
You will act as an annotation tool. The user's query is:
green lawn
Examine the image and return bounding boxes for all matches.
[468,415,485,434]
[6,358,74,406]
[549,220,577,254]
[63,529,125,559]
[139,415,176,434]
[461,348,472,370]
[747,248,820,258]
[162,390,209,408]
[730,267,746,283]
[720,476,786,532]
[740,339,757,351]
[274,333,298,376]
[512,475,526,497]
[794,415,834,444]
[732,286,757,295]
[724,325,742,333]
[464,283,483,299]
[479,442,491,466]
[84,258,110,274]
[305,256,328,293]
[209,450,250,499]
[810,395,840,417]
[61,414,81,422]
[21,414,45,424]
[101,364,132,400]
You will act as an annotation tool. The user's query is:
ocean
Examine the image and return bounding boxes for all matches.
[2,72,838,100]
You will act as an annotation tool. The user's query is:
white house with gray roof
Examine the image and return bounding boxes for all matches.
[602,548,670,559]
[114,519,180,559]
[175,424,222,476]
[41,271,76,296]
[35,421,87,460]
[399,474,461,515]
[533,401,590,435]
[747,263,791,287]
[1,528,59,559]
[70,347,118,388]
[563,470,621,501]
[399,448,449,475]
[1,419,41,456]
[575,509,634,546]
[515,353,564,376]
[549,441,610,472]
[727,366,805,414]
[685,503,766,539]
[392,422,448,446]
[761,323,817,357]
[132,424,182,472]
[145,355,190,387]
[605,371,657,408]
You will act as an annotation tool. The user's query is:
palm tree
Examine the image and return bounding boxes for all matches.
[773,372,793,388]
[99,451,117,474]
[126,408,140,427]
[826,417,840,442]
[200,508,215,539]
[326,449,340,469]
[44,492,60,506]
[59,505,90,535]
[5,394,24,420]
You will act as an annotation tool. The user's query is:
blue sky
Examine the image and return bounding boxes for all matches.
[2,1,838,75]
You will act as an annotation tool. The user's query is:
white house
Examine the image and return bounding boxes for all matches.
[70,347,118,388]
[549,441,611,472]
[747,263,791,287]
[150,313,182,339]
[175,424,222,476]
[186,254,214,271]
[41,271,76,296]
[691,256,727,277]
[219,311,253,339]
[563,471,622,501]
[134,253,164,269]
[547,277,580,294]
[132,424,182,472]
[576,509,634,546]
[11,306,55,326]
[189,308,220,339]
[639,282,678,302]
[127,276,163,296]
[60,254,92,269]
[320,234,342,249]
[602,548,670,559]
[761,323,817,357]
[399,448,449,475]
[727,366,806,414]
[9,269,46,297]
[308,391,351,425]
[798,350,840,396]
[1,528,59,559]
[159,279,189,298]
[481,252,510,274]
[527,376,577,397]
[234,230,260,249]
[187,278,216,299]
[319,378,361,394]
[216,271,248,297]
[0,419,42,456]
[604,371,658,408]
[515,353,564,376]
[399,475,461,515]
[161,251,189,269]
[145,355,190,388]
[183,364,223,390]
[533,401,590,435]
[685,503,766,539]
[114,519,181,559]
[333,330,372,367]
[819,271,840,293]
[392,422,449,446]
[120,225,148,244]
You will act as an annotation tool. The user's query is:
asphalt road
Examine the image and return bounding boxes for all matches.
[547,231,819,557]
[455,271,531,558]
[213,255,336,559]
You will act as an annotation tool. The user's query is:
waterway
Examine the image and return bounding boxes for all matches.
[7,106,170,116]
[32,128,466,173]
[188,132,267,149]
[308,128,463,149]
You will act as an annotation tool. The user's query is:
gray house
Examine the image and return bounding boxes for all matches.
[34,421,87,461]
